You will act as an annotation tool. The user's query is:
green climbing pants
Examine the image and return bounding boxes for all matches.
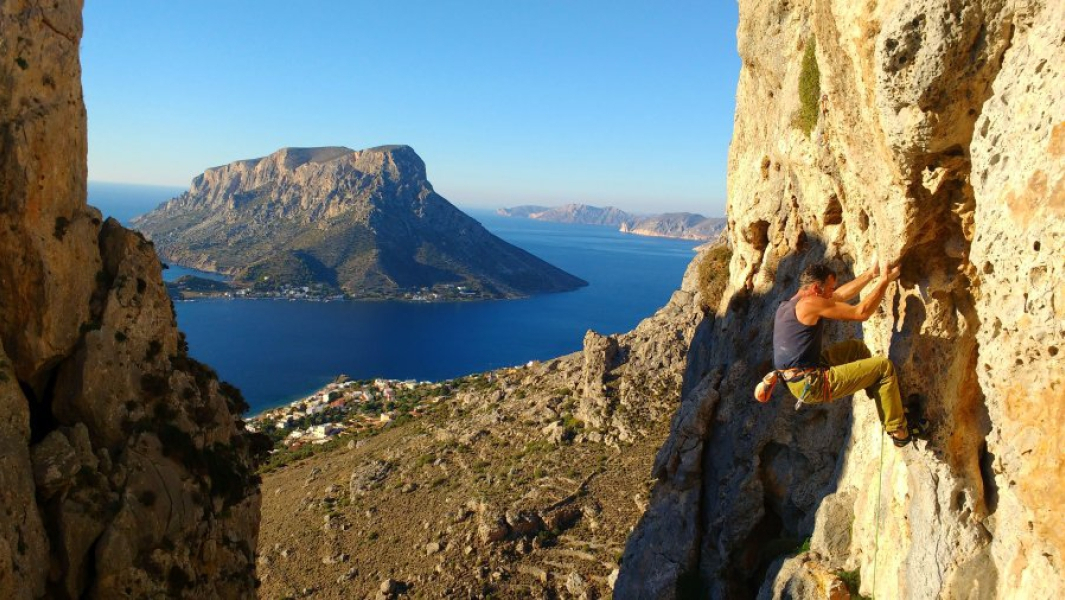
[785,340,907,433]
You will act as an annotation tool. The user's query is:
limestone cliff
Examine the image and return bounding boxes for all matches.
[0,1,263,597]
[618,1,1063,599]
[133,146,587,299]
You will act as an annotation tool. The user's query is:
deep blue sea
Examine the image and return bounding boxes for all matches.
[88,182,700,413]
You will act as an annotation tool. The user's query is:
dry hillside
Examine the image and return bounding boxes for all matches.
[257,248,722,599]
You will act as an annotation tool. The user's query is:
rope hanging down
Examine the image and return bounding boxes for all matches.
[872,429,885,597]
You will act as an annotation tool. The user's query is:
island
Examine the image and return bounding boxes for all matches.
[134,145,588,301]
[497,203,726,241]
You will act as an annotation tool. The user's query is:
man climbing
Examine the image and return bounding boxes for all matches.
[760,261,923,446]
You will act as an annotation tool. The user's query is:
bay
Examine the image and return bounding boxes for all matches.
[88,182,700,413]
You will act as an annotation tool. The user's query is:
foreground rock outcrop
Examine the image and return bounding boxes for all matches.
[619,1,1063,598]
[133,146,587,300]
[0,1,264,597]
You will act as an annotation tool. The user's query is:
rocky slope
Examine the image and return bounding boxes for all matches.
[256,247,723,599]
[618,1,1064,599]
[498,204,727,241]
[0,1,264,597]
[133,146,587,300]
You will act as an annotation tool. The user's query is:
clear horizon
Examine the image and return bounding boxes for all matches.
[86,179,721,219]
[82,2,738,217]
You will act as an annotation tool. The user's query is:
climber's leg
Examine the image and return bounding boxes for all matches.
[826,356,906,433]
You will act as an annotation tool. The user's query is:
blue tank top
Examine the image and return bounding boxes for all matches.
[773,297,824,370]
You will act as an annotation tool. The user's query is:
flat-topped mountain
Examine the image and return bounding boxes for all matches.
[497,203,725,241]
[133,146,587,299]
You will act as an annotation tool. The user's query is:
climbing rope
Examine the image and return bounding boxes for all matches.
[871,428,885,597]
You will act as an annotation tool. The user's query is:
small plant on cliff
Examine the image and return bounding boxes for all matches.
[696,242,733,313]
[797,37,821,136]
[562,414,584,431]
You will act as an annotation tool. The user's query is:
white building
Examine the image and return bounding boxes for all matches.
[309,423,340,438]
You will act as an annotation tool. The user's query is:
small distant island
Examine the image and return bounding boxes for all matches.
[135,145,587,301]
[497,203,725,241]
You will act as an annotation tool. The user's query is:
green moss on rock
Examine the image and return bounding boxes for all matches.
[797,37,820,136]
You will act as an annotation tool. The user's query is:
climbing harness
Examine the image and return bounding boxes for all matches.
[753,367,831,408]
[793,368,830,411]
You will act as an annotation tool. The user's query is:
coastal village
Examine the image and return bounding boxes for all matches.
[166,275,490,302]
[248,377,436,444]
[246,374,493,470]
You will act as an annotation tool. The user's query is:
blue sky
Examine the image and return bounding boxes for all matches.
[82,2,738,216]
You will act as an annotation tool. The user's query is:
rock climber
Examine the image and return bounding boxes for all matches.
[756,261,925,447]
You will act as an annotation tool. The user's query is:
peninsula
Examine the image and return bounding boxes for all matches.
[134,146,587,300]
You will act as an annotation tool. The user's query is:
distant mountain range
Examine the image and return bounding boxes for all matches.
[497,204,725,241]
[132,146,587,300]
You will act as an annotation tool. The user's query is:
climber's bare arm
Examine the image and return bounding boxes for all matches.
[831,266,877,302]
[798,295,868,322]
[800,266,899,323]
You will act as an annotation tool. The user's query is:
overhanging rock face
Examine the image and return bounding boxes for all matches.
[617,1,1064,598]
[0,2,264,597]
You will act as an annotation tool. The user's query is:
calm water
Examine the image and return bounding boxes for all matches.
[88,182,699,413]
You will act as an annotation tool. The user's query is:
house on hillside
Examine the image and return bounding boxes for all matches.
[309,423,341,439]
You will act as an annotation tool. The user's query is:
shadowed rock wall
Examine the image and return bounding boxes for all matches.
[0,1,264,597]
[618,0,1063,598]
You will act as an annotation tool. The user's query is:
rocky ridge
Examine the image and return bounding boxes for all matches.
[618,1,1064,599]
[133,146,587,300]
[0,2,263,597]
[257,245,723,598]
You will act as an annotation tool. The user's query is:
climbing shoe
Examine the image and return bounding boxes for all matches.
[890,409,932,447]
[904,394,932,440]
[890,429,913,447]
